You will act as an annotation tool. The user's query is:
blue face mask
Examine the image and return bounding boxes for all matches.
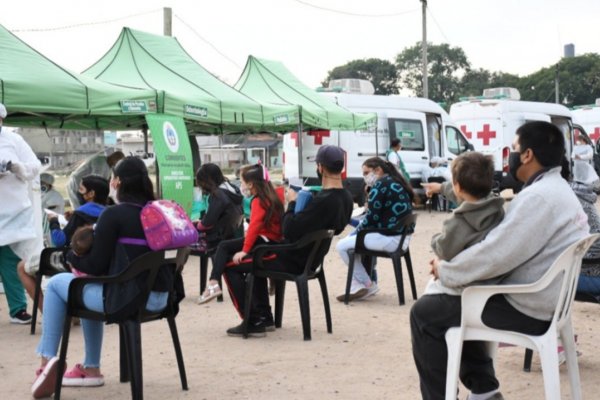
[240,183,252,198]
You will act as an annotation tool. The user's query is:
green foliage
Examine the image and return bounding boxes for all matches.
[322,45,600,108]
[322,58,399,95]
[395,42,469,105]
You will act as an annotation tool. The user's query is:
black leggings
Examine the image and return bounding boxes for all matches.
[210,237,270,281]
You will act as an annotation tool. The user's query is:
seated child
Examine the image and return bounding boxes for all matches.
[69,225,94,277]
[423,152,505,295]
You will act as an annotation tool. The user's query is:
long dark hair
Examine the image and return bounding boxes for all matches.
[196,163,227,195]
[113,157,155,205]
[81,175,109,205]
[362,157,414,201]
[241,163,283,228]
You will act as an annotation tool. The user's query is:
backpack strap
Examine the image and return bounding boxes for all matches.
[118,237,149,246]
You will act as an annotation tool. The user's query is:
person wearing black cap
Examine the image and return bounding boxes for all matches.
[226,145,353,337]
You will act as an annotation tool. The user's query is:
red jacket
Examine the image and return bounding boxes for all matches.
[243,197,282,253]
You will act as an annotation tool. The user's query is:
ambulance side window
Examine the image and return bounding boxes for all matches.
[388,119,425,151]
[446,126,471,155]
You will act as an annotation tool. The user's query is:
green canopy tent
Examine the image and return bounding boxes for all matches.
[0,24,159,130]
[234,56,377,174]
[83,28,299,135]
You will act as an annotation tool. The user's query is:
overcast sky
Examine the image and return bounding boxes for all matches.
[3,0,600,92]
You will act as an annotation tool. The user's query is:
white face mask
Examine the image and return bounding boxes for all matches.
[109,178,119,204]
[364,172,378,187]
[240,183,252,198]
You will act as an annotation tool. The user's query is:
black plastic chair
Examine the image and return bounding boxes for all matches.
[242,229,335,340]
[427,176,448,212]
[54,248,190,400]
[343,213,418,306]
[522,257,600,372]
[31,247,70,335]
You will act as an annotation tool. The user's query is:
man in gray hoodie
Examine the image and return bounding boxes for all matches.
[410,121,590,400]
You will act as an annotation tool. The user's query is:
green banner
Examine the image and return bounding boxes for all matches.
[145,114,194,215]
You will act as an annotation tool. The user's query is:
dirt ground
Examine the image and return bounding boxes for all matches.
[1,208,599,399]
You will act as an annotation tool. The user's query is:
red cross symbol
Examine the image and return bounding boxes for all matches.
[477,124,496,146]
[460,125,472,139]
[590,127,600,143]
[307,130,330,145]
[290,132,299,147]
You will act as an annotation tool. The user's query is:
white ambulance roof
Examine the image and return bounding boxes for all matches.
[320,92,452,120]
[450,99,572,119]
[572,107,600,125]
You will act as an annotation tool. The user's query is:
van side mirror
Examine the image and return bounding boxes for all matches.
[466,143,475,151]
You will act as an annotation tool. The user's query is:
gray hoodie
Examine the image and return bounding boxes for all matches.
[438,167,589,320]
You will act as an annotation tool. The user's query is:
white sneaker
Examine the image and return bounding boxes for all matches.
[363,282,380,299]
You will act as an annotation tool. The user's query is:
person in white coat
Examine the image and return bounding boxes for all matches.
[66,150,123,209]
[572,137,599,185]
[0,103,42,324]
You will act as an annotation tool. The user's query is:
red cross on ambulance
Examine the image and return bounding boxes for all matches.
[477,124,496,146]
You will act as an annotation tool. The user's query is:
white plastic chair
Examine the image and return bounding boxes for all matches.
[444,234,599,400]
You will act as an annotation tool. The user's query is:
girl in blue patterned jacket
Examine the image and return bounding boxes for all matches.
[336,157,414,301]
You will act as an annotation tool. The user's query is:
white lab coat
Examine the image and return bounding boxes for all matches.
[0,128,41,247]
[572,144,599,185]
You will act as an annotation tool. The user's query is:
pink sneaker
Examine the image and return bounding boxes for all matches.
[31,357,59,399]
[62,363,104,387]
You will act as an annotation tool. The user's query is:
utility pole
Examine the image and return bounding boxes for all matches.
[163,7,172,37]
[421,0,428,99]
[554,64,560,104]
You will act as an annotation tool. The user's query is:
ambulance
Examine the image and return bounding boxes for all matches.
[572,99,600,145]
[282,82,473,204]
[449,88,578,191]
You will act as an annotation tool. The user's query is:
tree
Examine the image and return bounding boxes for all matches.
[459,69,521,99]
[517,54,600,105]
[395,42,470,105]
[322,58,398,95]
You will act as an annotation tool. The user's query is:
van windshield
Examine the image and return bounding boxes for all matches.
[388,119,425,151]
[446,126,471,155]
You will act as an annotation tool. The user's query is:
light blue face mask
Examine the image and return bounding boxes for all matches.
[364,172,378,187]
[240,183,252,198]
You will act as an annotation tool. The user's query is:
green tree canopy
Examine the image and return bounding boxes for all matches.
[395,42,470,105]
[459,69,521,99]
[322,58,398,95]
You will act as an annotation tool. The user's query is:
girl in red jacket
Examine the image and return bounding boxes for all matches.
[199,163,283,304]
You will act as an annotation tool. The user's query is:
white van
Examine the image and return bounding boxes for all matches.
[283,90,472,203]
[449,88,577,191]
[572,99,600,144]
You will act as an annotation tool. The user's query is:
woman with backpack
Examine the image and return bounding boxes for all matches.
[31,157,172,399]
[198,164,283,314]
[193,163,244,254]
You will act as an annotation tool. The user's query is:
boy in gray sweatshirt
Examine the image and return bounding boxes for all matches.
[424,152,504,295]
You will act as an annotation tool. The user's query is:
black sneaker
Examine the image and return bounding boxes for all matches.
[10,310,32,325]
[226,321,267,337]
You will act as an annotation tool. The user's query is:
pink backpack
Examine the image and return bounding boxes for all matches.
[140,200,198,250]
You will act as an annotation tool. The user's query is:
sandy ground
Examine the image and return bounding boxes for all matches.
[1,208,599,400]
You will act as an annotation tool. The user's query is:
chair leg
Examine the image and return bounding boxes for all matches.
[523,348,534,372]
[242,274,255,339]
[54,315,72,400]
[561,321,582,400]
[392,256,406,306]
[120,325,130,382]
[199,254,208,297]
[317,270,332,334]
[274,280,286,328]
[122,320,144,400]
[404,250,418,300]
[344,252,356,304]
[167,316,188,390]
[31,272,43,335]
[444,328,463,400]
[538,336,562,400]
[296,279,312,340]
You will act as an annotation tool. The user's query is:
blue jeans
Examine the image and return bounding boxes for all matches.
[36,273,168,368]
[577,274,600,296]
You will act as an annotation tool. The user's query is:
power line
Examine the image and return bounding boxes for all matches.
[174,14,242,69]
[426,5,449,42]
[10,9,161,32]
[292,0,418,18]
